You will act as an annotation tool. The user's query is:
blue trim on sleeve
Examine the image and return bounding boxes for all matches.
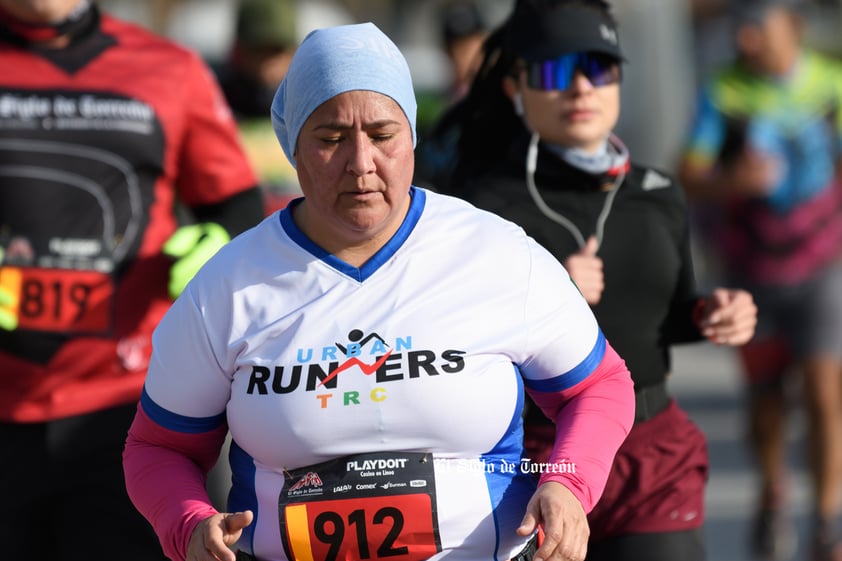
[227,440,258,553]
[481,364,531,561]
[481,365,525,559]
[279,187,426,281]
[490,364,525,459]
[140,387,226,434]
[523,329,607,393]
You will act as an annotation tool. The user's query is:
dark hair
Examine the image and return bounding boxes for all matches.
[435,0,616,193]
[733,0,805,26]
[441,1,486,47]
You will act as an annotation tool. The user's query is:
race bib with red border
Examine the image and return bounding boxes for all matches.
[5,266,114,334]
[278,452,442,561]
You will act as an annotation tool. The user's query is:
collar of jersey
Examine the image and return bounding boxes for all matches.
[279,186,425,282]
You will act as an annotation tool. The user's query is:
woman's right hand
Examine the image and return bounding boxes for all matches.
[563,236,604,305]
[519,481,589,561]
[187,510,254,561]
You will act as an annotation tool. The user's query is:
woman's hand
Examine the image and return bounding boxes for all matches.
[518,482,589,561]
[187,510,254,561]
[564,237,603,305]
[695,288,757,346]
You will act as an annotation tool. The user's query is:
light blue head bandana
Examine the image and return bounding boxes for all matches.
[270,22,417,168]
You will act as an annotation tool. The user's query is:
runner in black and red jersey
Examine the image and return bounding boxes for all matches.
[0,1,263,559]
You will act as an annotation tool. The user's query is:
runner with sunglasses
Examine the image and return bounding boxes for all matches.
[424,1,757,560]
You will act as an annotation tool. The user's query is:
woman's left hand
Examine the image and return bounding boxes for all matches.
[186,510,254,561]
[695,288,757,346]
[518,481,589,561]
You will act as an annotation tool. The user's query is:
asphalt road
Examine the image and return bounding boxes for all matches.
[671,343,811,561]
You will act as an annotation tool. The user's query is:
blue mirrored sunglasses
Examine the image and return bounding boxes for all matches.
[524,52,621,91]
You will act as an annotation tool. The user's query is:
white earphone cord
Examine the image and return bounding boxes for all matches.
[524,131,625,250]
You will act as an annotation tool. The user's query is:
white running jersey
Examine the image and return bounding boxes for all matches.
[142,187,604,561]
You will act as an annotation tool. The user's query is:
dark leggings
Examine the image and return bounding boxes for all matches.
[587,528,706,561]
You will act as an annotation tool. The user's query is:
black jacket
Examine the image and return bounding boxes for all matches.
[455,130,704,393]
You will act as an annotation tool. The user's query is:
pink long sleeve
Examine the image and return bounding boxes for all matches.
[525,341,634,513]
[123,403,228,561]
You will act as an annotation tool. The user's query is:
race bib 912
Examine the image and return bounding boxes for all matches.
[279,452,442,561]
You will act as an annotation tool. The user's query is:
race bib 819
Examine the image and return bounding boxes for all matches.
[8,266,113,334]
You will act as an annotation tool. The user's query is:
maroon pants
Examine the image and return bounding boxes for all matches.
[524,399,709,540]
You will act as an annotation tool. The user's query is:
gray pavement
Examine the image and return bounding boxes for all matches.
[670,343,811,561]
